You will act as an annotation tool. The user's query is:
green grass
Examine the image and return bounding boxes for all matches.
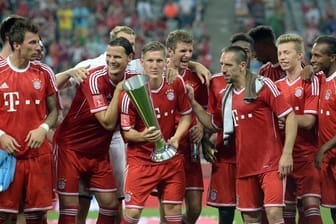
[47,206,333,223]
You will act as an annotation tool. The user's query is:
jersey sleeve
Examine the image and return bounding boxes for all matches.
[262,78,293,118]
[303,76,319,114]
[119,91,136,131]
[174,76,192,115]
[80,72,108,114]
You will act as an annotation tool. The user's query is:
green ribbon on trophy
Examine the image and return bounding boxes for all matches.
[123,74,177,162]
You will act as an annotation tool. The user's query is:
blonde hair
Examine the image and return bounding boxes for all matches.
[109,26,135,41]
[276,33,304,53]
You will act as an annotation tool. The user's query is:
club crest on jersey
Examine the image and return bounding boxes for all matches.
[57,179,66,190]
[325,90,331,100]
[210,190,217,200]
[294,87,303,97]
[124,192,132,202]
[33,79,41,90]
[166,89,175,101]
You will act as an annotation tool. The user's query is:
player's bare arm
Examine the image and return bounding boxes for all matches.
[278,111,297,178]
[168,113,192,149]
[188,60,211,86]
[300,65,314,81]
[296,114,316,130]
[123,126,162,143]
[25,93,58,149]
[189,120,204,144]
[56,65,90,89]
[95,81,124,131]
[186,85,216,132]
[315,136,336,170]
[201,131,217,163]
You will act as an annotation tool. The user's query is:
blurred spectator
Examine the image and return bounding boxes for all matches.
[73,2,90,37]
[56,3,74,38]
[266,0,285,37]
[178,0,194,27]
[303,0,321,26]
[136,0,154,20]
[303,20,321,59]
[163,0,180,29]
[247,0,266,25]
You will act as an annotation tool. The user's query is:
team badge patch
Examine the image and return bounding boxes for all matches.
[57,179,66,190]
[294,87,303,97]
[121,114,130,126]
[325,90,331,100]
[33,79,41,90]
[124,193,132,202]
[166,89,175,101]
[93,94,105,107]
[210,190,217,201]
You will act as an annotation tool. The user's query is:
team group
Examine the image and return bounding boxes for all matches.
[0,14,335,224]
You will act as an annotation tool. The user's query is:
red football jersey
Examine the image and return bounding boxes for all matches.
[208,73,236,164]
[178,68,208,151]
[0,59,57,158]
[232,78,292,178]
[55,66,133,155]
[318,72,336,161]
[275,75,319,161]
[259,62,285,82]
[120,76,192,164]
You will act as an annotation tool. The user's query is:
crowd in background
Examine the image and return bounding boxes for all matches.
[0,0,209,73]
[235,0,336,59]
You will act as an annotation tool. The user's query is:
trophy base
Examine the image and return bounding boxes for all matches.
[151,144,177,162]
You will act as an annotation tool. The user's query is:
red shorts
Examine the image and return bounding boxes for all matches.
[236,171,285,211]
[181,142,203,190]
[285,159,321,204]
[124,156,185,208]
[56,146,116,195]
[320,157,336,208]
[207,162,236,207]
[0,153,53,213]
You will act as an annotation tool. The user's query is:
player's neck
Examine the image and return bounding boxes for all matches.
[149,76,163,90]
[9,54,29,69]
[285,65,302,82]
[325,66,336,78]
[0,45,12,59]
[233,76,245,91]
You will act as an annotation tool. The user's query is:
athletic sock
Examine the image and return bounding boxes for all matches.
[96,207,118,224]
[58,205,78,224]
[165,214,182,224]
[304,205,322,224]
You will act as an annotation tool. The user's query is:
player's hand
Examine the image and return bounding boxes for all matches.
[165,67,179,84]
[278,152,293,179]
[70,65,90,84]
[201,138,217,163]
[300,65,314,81]
[185,84,195,102]
[142,126,161,142]
[115,80,124,92]
[0,134,21,154]
[167,135,179,149]
[314,146,328,170]
[25,127,48,149]
[193,62,211,86]
[190,123,203,144]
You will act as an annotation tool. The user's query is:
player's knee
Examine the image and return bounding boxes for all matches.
[124,208,142,219]
[265,207,283,223]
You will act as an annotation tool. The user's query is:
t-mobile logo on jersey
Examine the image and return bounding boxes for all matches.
[3,92,19,112]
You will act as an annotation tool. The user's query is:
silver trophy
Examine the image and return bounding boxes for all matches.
[122,75,177,162]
